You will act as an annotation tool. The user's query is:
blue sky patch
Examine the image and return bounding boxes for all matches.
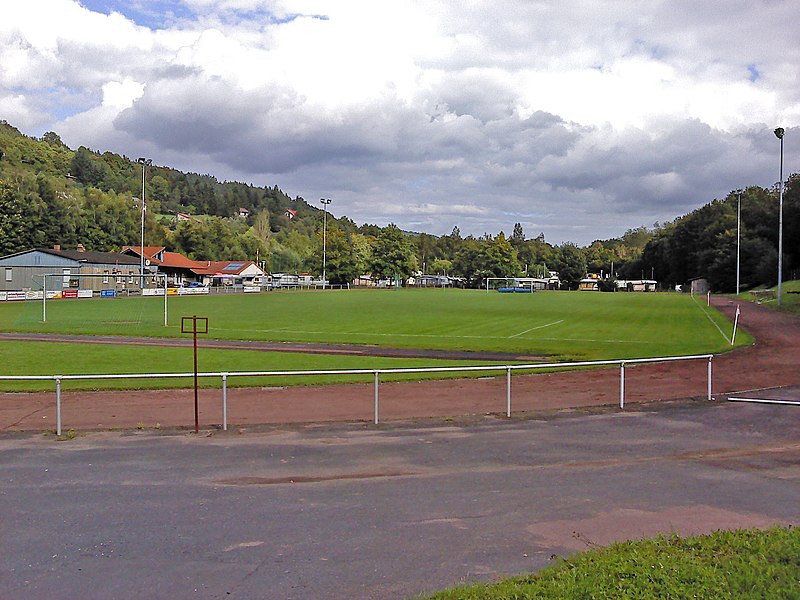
[79,0,196,30]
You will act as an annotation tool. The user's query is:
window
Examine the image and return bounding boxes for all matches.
[103,271,109,284]
[62,269,71,285]
[5,268,11,282]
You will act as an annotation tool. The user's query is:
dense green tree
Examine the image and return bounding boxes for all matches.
[0,180,32,254]
[430,258,452,275]
[69,147,107,188]
[350,233,374,276]
[305,227,361,285]
[250,210,271,244]
[552,243,587,289]
[452,234,521,287]
[370,224,417,282]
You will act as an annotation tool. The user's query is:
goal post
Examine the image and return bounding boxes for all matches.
[41,272,168,326]
[485,277,536,293]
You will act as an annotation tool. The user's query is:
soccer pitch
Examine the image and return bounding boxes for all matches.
[0,288,747,361]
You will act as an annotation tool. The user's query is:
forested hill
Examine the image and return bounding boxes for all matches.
[0,119,797,291]
[0,120,325,267]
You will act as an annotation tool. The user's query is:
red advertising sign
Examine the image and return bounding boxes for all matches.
[62,289,79,299]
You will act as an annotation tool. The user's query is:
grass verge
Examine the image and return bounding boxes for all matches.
[425,526,799,599]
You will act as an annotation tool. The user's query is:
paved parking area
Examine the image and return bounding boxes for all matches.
[1,399,799,599]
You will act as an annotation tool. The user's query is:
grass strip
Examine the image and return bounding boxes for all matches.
[425,526,800,599]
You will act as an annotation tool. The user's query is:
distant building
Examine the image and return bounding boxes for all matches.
[121,246,264,287]
[690,278,709,295]
[0,246,143,293]
[616,279,658,292]
[284,209,297,219]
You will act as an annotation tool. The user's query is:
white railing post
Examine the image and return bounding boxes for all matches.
[55,376,62,436]
[707,356,713,401]
[619,362,625,409]
[506,367,512,417]
[222,373,228,431]
[374,371,380,424]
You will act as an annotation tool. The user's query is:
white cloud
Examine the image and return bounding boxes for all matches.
[102,79,145,109]
[1,0,798,244]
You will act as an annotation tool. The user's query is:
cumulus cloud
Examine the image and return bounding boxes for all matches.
[1,0,798,243]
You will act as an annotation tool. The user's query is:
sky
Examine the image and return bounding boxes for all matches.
[1,0,799,245]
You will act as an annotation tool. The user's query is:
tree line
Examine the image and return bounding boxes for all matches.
[1,120,797,291]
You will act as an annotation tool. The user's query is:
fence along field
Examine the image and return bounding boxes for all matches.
[0,289,748,392]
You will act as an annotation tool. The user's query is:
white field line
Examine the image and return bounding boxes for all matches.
[213,326,662,345]
[691,294,731,344]
[728,397,800,406]
[508,320,565,338]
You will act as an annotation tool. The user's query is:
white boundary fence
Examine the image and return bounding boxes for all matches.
[0,354,714,436]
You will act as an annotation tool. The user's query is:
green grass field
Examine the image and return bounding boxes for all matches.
[0,289,749,391]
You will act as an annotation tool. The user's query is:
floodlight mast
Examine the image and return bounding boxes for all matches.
[774,128,784,306]
[320,198,332,288]
[137,157,152,290]
[736,189,742,296]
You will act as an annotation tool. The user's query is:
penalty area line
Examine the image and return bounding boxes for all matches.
[508,320,565,338]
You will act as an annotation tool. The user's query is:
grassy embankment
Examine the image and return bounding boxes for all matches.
[426,526,799,599]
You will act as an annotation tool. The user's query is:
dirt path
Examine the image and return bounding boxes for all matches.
[2,297,798,432]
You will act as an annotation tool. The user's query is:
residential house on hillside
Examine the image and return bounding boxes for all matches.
[284,209,297,219]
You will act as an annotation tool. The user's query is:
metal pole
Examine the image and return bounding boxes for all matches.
[137,158,151,291]
[193,317,199,433]
[506,367,512,417]
[42,274,47,323]
[163,274,168,326]
[619,363,625,409]
[775,130,784,306]
[320,198,331,288]
[222,373,228,431]
[56,377,62,436]
[140,163,145,289]
[736,190,741,296]
[373,371,379,424]
[707,356,713,401]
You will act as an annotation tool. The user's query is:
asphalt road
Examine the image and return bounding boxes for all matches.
[1,398,799,599]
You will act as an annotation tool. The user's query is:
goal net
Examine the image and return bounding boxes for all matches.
[484,277,537,292]
[39,272,168,330]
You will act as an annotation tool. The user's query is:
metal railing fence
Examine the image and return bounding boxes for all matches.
[0,354,714,436]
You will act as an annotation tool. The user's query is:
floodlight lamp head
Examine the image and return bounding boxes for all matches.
[774,127,784,139]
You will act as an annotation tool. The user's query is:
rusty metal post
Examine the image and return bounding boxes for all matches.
[182,315,208,433]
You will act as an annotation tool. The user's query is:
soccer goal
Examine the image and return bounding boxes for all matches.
[41,272,168,326]
[484,277,537,293]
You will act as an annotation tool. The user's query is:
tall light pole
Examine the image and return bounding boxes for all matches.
[736,189,742,296]
[320,198,332,288]
[137,157,152,290]
[774,128,784,306]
